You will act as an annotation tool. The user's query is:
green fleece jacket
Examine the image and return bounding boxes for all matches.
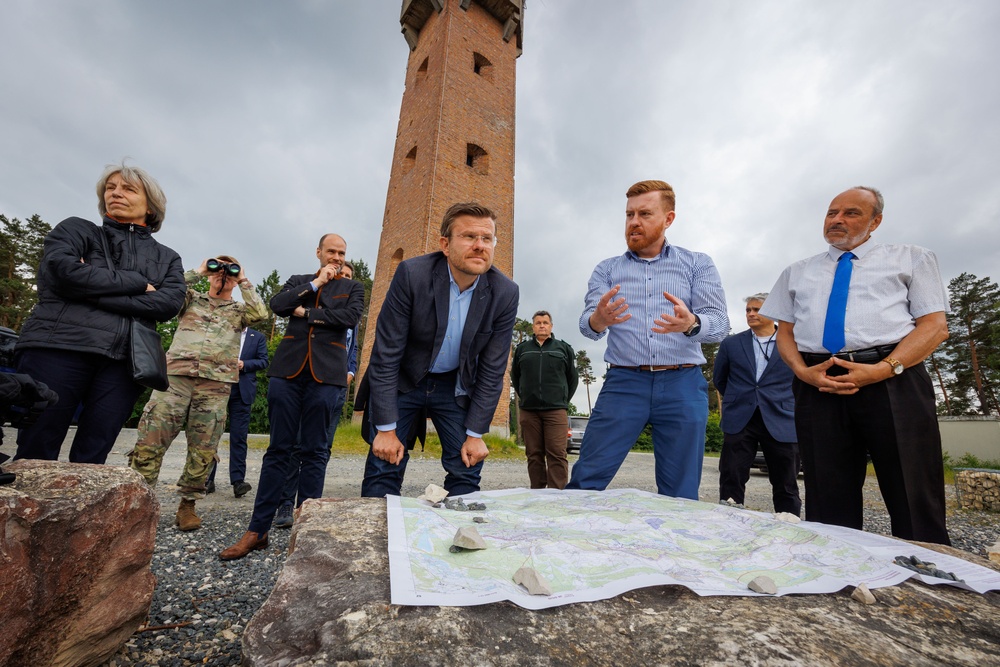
[511,336,578,410]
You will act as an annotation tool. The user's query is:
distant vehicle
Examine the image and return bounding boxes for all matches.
[752,446,804,475]
[567,415,589,454]
[0,327,18,372]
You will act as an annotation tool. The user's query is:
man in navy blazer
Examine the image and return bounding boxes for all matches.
[361,203,519,498]
[714,293,801,515]
[207,326,268,497]
[220,233,364,560]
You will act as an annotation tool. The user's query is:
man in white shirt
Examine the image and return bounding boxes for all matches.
[761,186,950,544]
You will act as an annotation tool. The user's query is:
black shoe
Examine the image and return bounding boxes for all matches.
[0,466,14,486]
[206,480,216,494]
[233,481,252,498]
[274,503,294,529]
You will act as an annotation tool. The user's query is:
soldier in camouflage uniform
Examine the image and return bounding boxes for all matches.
[129,255,269,531]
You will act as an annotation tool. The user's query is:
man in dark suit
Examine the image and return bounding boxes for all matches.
[361,203,519,498]
[714,293,801,515]
[206,326,269,497]
[220,233,364,560]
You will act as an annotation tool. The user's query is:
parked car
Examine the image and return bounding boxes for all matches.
[567,415,589,454]
[751,446,804,475]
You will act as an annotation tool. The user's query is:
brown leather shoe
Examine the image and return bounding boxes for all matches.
[219,531,269,561]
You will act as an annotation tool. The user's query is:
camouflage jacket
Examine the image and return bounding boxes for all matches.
[165,270,270,382]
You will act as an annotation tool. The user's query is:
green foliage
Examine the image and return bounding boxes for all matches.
[575,349,596,414]
[349,257,373,356]
[567,402,581,417]
[0,214,51,331]
[255,269,284,341]
[936,273,1000,415]
[701,341,721,412]
[630,411,724,453]
[943,451,1000,472]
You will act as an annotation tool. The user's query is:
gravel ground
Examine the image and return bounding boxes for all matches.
[72,431,999,667]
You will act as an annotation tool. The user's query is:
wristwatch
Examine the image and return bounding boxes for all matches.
[881,357,904,376]
[683,315,702,338]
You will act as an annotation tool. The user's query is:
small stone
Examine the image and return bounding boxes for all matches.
[449,545,463,553]
[473,517,487,524]
[220,629,237,641]
[467,502,486,511]
[773,512,801,523]
[987,541,1000,565]
[444,498,469,511]
[851,583,876,605]
[418,484,449,504]
[748,575,777,595]
[452,526,487,550]
[513,566,553,595]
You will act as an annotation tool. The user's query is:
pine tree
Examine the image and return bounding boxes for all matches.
[0,214,51,330]
[575,349,596,414]
[940,273,1000,414]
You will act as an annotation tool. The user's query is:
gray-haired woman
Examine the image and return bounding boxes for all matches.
[14,163,186,463]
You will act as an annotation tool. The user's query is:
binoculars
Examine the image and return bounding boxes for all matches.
[206,258,241,277]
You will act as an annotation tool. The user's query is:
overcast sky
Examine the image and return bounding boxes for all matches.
[1,0,998,411]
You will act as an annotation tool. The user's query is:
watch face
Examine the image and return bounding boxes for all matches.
[894,364,904,375]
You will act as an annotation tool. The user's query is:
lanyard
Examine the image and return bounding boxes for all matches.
[754,331,776,361]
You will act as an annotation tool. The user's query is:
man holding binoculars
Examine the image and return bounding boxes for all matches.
[129,255,269,531]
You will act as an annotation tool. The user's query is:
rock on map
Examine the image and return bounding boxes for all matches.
[386,488,1000,610]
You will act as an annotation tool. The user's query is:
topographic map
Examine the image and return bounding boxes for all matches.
[387,488,1000,609]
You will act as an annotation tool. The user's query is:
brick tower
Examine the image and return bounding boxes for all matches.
[358,0,523,435]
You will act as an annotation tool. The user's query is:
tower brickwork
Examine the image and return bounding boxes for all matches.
[358,0,523,435]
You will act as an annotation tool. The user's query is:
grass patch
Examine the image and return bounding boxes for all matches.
[247,422,526,461]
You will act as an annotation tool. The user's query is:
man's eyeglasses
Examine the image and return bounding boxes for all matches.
[454,233,497,246]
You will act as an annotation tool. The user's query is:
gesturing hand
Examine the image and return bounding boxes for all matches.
[590,285,631,333]
[652,292,696,334]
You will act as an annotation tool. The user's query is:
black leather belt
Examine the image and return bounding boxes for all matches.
[608,364,699,372]
[801,344,898,366]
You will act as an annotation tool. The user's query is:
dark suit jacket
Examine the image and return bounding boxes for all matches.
[367,251,519,435]
[268,273,364,386]
[714,329,797,442]
[232,327,269,405]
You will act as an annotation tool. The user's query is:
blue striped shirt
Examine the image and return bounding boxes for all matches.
[579,241,729,366]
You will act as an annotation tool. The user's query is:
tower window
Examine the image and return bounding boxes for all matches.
[416,57,428,85]
[466,144,488,175]
[402,146,417,174]
[472,52,493,82]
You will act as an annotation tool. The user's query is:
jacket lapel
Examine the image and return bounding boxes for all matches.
[740,330,756,374]
[459,270,492,361]
[432,258,452,357]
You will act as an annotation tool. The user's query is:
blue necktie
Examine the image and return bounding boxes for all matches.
[822,252,855,353]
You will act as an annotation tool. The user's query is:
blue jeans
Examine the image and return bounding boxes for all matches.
[247,375,344,535]
[567,366,707,499]
[14,348,142,464]
[361,372,480,498]
[278,386,347,507]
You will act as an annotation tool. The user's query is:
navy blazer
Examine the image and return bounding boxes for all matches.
[232,327,269,405]
[713,328,797,442]
[367,252,519,435]
[268,273,364,386]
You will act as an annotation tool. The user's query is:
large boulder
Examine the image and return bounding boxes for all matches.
[244,497,1000,666]
[0,460,158,667]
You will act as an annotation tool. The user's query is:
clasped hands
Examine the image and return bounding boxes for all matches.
[372,429,488,467]
[590,286,696,334]
[800,357,892,395]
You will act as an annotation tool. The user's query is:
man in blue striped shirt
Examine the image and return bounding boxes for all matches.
[566,180,729,499]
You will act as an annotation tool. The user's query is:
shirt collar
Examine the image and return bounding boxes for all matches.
[827,237,877,261]
[448,268,480,294]
[625,237,670,262]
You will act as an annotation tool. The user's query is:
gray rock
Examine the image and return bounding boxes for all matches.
[748,575,777,595]
[513,566,553,595]
[467,501,486,511]
[852,583,877,605]
[242,498,1000,666]
[452,526,487,550]
[473,516,487,524]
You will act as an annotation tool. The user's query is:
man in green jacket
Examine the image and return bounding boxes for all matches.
[511,311,579,489]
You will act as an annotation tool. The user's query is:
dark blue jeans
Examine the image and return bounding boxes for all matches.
[361,372,480,498]
[278,386,347,507]
[14,348,142,464]
[208,390,252,486]
[567,366,707,499]
[247,375,344,535]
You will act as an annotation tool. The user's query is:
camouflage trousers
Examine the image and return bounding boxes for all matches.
[129,375,231,500]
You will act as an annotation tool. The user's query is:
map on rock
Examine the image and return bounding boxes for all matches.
[386,488,1000,609]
